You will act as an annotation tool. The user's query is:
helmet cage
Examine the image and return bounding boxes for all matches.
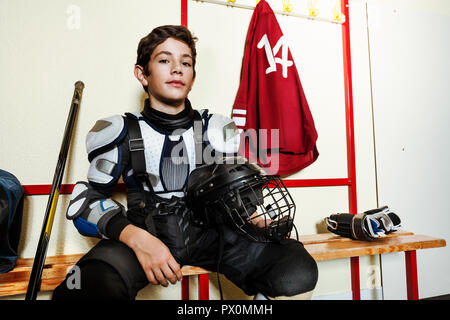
[208,174,296,242]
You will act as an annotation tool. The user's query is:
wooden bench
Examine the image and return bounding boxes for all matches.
[0,230,445,300]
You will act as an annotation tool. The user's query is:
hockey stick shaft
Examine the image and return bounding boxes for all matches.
[25,81,84,300]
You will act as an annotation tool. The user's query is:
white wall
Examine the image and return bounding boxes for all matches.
[365,0,450,299]
[3,0,447,300]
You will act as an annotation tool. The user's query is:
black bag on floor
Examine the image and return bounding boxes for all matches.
[0,169,24,273]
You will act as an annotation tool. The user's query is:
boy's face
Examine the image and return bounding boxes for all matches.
[137,37,195,106]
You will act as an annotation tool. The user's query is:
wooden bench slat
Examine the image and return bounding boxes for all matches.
[0,255,211,297]
[297,229,413,245]
[1,277,68,297]
[306,234,446,261]
[0,230,445,298]
[12,254,84,269]
[179,266,212,275]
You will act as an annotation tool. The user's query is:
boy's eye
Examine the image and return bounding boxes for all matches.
[183,62,192,67]
[159,59,169,63]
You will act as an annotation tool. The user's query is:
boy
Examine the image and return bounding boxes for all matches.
[52,25,318,300]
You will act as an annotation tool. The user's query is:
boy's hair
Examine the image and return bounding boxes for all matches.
[136,25,198,79]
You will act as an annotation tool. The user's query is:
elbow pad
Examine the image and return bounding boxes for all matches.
[66,181,126,238]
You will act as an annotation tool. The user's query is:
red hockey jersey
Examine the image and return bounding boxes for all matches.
[232,0,319,175]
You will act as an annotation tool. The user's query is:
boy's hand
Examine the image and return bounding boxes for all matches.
[248,211,273,228]
[119,224,183,287]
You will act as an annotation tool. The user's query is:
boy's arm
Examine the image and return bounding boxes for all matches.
[66,114,181,285]
[66,168,182,286]
[119,224,182,286]
[65,115,131,239]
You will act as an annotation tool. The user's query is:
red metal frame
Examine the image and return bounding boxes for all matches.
[181,0,188,26]
[282,178,351,188]
[22,183,126,196]
[341,0,361,301]
[181,276,189,300]
[22,179,352,196]
[198,274,210,300]
[178,0,362,301]
[21,0,420,301]
[405,250,419,300]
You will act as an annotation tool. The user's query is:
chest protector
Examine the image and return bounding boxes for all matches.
[125,111,205,197]
[124,111,205,237]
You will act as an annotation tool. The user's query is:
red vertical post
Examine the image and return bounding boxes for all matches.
[181,276,190,300]
[405,250,419,300]
[181,0,188,26]
[341,0,358,217]
[350,257,360,300]
[341,0,360,300]
[181,0,188,299]
[198,274,210,300]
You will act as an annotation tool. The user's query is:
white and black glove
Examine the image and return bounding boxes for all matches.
[325,206,401,241]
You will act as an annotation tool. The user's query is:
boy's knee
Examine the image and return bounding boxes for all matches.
[255,241,318,298]
[52,260,131,300]
[268,254,318,297]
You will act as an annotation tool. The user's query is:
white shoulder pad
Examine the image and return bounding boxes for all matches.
[86,115,125,156]
[87,147,120,185]
[206,113,240,154]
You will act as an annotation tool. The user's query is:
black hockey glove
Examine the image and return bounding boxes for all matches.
[324,206,401,241]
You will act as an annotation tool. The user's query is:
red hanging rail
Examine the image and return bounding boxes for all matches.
[22,178,352,196]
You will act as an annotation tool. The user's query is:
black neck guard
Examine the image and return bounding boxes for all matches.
[141,98,196,132]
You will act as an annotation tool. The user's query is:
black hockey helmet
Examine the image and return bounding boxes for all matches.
[185,157,296,242]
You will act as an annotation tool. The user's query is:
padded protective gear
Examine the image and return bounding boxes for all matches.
[87,146,121,186]
[86,115,127,161]
[205,113,240,154]
[127,113,198,198]
[363,206,401,234]
[325,206,401,241]
[66,181,126,238]
[85,115,127,187]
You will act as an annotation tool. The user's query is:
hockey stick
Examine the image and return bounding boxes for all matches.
[25,81,85,300]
